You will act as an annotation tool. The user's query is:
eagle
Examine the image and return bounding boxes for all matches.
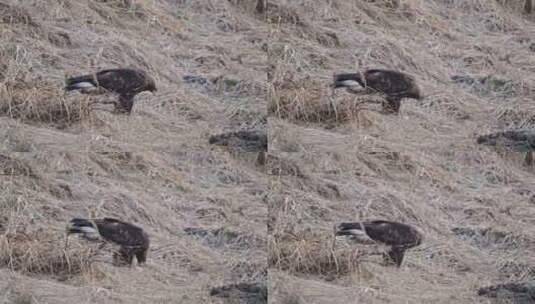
[477,129,535,165]
[65,68,157,114]
[332,69,422,113]
[335,220,423,267]
[209,130,267,165]
[66,217,150,266]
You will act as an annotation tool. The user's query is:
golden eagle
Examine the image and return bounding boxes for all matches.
[65,68,157,114]
[477,129,535,165]
[335,220,423,267]
[66,218,150,266]
[332,69,422,113]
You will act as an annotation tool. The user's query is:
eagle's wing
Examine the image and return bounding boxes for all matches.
[94,70,130,93]
[362,221,395,244]
[94,69,144,94]
[364,221,416,246]
[364,70,392,92]
[95,219,146,247]
[366,70,413,95]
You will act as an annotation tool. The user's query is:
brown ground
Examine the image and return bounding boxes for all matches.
[268,1,535,303]
[1,1,266,303]
[2,0,535,303]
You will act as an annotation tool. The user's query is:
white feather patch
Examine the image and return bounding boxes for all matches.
[343,229,366,236]
[338,80,361,87]
[72,82,95,89]
[79,226,98,234]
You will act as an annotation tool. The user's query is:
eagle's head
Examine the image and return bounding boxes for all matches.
[66,218,100,241]
[146,76,157,93]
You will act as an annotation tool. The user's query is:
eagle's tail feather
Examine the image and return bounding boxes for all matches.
[335,222,365,236]
[69,218,93,226]
[67,218,98,235]
[65,74,97,91]
[332,73,364,88]
[68,226,98,234]
[66,82,95,91]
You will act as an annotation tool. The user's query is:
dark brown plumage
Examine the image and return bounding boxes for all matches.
[66,217,150,266]
[477,129,535,165]
[335,220,423,267]
[65,68,157,114]
[332,69,422,113]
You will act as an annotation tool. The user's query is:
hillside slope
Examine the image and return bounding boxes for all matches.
[1,1,266,303]
[268,1,535,303]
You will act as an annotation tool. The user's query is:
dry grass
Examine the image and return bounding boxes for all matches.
[0,0,267,303]
[0,154,34,176]
[267,0,535,303]
[0,231,97,279]
[2,0,535,302]
[0,2,36,26]
[0,81,93,127]
[269,231,361,278]
[269,85,389,124]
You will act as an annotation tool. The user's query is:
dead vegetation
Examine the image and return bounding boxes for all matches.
[478,282,535,304]
[269,86,389,124]
[0,2,36,26]
[0,231,96,279]
[264,1,304,26]
[0,81,93,127]
[269,232,360,278]
[0,0,267,303]
[2,0,535,302]
[210,281,267,304]
[526,0,533,14]
[267,0,535,303]
[0,154,33,176]
[266,153,305,177]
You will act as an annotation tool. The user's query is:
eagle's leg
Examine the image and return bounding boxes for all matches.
[64,234,70,250]
[135,248,148,265]
[351,248,360,261]
[524,152,533,166]
[383,96,401,114]
[118,94,134,114]
[351,248,362,278]
[383,248,397,266]
[387,246,406,267]
[114,248,134,266]
[256,151,266,167]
